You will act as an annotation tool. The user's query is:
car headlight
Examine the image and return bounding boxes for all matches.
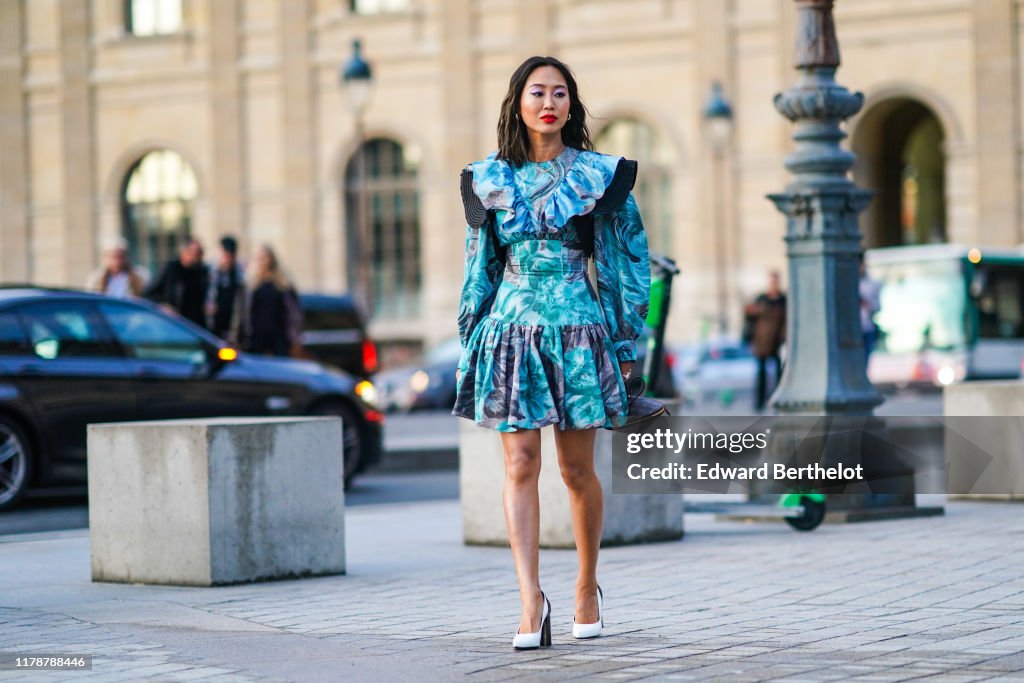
[409,370,430,394]
[355,380,379,408]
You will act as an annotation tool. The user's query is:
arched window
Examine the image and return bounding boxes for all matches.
[350,0,409,13]
[852,99,947,248]
[126,0,182,36]
[121,150,198,276]
[345,138,421,319]
[594,118,674,254]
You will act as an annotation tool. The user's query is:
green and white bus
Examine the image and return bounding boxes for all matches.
[865,244,1024,387]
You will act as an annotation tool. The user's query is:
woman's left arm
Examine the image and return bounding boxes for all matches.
[594,193,651,365]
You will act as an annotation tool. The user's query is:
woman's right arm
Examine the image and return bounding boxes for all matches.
[457,212,504,359]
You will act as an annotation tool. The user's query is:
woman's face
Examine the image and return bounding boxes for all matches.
[254,248,270,272]
[105,247,127,272]
[518,66,570,137]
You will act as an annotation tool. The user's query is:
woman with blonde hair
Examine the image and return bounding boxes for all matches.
[243,244,302,357]
[86,237,146,298]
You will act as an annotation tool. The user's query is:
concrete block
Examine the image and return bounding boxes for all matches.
[87,417,346,586]
[944,380,1024,416]
[460,402,684,548]
[944,381,1024,500]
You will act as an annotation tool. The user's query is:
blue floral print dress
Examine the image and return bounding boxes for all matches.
[451,146,651,431]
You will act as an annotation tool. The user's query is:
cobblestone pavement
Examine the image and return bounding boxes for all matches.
[1,499,1023,682]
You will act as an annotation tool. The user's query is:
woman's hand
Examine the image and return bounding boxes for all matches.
[619,361,635,380]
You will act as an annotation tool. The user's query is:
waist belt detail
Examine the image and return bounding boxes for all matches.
[504,239,589,274]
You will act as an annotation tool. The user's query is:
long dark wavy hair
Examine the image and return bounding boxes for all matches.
[496,56,593,166]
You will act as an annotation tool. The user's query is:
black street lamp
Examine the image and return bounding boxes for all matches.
[766,0,882,417]
[340,38,374,314]
[341,38,373,115]
[703,81,733,334]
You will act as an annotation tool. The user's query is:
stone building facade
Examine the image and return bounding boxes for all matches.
[0,0,1020,354]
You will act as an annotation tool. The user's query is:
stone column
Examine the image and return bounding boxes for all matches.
[972,0,1021,246]
[209,0,245,248]
[58,0,95,286]
[436,0,479,344]
[0,0,30,282]
[280,0,318,287]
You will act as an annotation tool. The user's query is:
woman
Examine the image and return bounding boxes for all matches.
[86,237,146,299]
[243,245,302,357]
[451,56,651,649]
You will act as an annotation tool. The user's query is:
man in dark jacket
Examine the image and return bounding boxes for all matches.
[206,235,246,343]
[744,270,787,412]
[144,238,210,329]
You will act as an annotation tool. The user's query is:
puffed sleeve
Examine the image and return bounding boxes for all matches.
[457,212,504,351]
[593,193,651,362]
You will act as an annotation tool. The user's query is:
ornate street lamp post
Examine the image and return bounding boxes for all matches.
[703,81,733,335]
[340,38,374,315]
[757,1,942,520]
[766,0,883,416]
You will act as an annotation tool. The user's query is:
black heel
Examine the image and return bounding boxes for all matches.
[540,597,552,647]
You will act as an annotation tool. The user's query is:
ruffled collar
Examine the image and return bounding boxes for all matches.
[467,147,625,236]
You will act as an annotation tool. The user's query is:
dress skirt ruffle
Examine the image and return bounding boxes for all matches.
[452,239,629,431]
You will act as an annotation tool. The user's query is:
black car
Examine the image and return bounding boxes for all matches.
[0,288,383,511]
[377,337,463,412]
[297,293,378,380]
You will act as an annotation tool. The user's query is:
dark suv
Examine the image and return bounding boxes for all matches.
[298,293,378,380]
[0,288,383,511]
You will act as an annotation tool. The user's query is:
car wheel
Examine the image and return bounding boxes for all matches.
[310,400,363,490]
[0,416,33,512]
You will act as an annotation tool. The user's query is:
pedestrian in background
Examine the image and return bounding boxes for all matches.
[207,235,246,344]
[242,245,302,357]
[745,270,787,412]
[144,238,209,328]
[859,254,882,362]
[86,237,146,299]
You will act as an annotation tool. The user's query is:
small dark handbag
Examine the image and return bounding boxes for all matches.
[608,376,670,431]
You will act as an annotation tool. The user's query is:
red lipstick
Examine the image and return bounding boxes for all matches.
[540,115,557,123]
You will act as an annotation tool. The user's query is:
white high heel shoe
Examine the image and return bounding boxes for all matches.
[572,585,603,639]
[512,592,552,650]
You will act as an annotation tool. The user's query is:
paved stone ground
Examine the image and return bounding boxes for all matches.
[1,499,1023,682]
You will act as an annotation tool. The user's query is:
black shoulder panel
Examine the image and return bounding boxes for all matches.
[571,213,595,259]
[461,169,488,228]
[592,158,638,214]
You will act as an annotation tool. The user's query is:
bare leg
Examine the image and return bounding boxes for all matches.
[500,429,545,634]
[553,426,602,624]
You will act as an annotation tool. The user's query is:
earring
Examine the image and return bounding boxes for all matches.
[515,113,520,120]
[567,112,572,121]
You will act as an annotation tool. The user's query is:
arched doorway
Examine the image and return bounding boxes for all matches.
[121,149,198,276]
[852,99,947,248]
[594,118,675,254]
[344,137,421,320]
